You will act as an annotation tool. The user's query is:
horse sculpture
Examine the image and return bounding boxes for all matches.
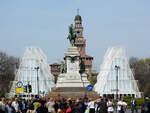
[67,24,77,46]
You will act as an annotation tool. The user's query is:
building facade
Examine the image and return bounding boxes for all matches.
[50,63,60,83]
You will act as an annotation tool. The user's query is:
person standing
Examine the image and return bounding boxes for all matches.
[60,98,67,113]
[36,99,47,113]
[0,98,8,113]
[107,98,114,113]
[117,98,127,113]
[78,98,86,113]
[26,99,34,113]
[7,101,16,113]
[84,98,89,113]
[11,98,21,113]
[130,98,137,113]
[21,99,27,113]
[96,97,107,113]
[141,97,150,113]
[33,99,41,111]
[71,99,82,113]
[88,98,95,113]
[66,98,72,113]
[46,98,56,113]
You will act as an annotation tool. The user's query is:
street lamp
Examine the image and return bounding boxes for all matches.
[35,66,39,97]
[115,65,120,99]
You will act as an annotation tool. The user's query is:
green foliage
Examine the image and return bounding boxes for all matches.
[123,96,132,106]
[129,57,150,95]
[124,96,132,100]
[0,51,19,97]
[113,97,144,107]
[124,97,144,107]
[145,84,150,97]
[112,96,145,107]
[59,61,66,74]
[90,73,98,86]
[135,98,144,106]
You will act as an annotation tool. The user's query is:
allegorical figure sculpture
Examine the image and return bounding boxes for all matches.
[79,59,86,74]
[67,24,77,46]
[59,61,67,74]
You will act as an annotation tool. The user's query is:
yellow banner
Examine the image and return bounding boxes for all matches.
[16,88,24,94]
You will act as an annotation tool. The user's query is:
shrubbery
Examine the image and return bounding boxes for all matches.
[112,96,149,108]
[120,96,146,107]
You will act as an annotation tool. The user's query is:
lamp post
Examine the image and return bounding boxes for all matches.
[115,65,120,99]
[27,81,30,100]
[35,66,39,97]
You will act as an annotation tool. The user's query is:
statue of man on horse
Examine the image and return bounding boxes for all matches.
[67,24,77,46]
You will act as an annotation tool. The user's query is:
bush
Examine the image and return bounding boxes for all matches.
[114,96,145,108]
[123,96,132,106]
[90,73,98,86]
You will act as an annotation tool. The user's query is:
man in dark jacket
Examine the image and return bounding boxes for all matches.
[71,99,83,113]
[20,99,27,113]
[130,98,137,113]
[78,98,86,113]
[96,97,107,113]
[141,97,150,113]
[36,99,47,113]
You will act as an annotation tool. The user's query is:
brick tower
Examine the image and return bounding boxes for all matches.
[74,14,93,79]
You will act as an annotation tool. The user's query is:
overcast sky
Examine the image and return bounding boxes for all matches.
[0,0,150,71]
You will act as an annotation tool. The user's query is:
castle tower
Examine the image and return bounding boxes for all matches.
[74,13,93,79]
[74,14,86,56]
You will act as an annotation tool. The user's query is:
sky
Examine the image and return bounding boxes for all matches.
[0,0,150,71]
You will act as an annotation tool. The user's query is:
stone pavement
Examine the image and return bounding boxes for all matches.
[126,109,141,113]
[114,109,141,113]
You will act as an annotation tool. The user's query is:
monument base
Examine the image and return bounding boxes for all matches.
[48,87,100,98]
[56,73,90,87]
[56,46,90,88]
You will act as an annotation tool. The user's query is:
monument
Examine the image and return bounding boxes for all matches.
[56,24,90,87]
[50,13,93,80]
[49,13,99,98]
[94,46,142,98]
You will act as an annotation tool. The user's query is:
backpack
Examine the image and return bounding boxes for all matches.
[66,105,71,113]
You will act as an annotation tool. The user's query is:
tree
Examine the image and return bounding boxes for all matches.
[145,84,150,97]
[90,73,98,86]
[129,57,150,96]
[0,51,19,97]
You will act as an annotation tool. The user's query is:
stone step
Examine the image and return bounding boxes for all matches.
[48,87,100,98]
[51,87,87,92]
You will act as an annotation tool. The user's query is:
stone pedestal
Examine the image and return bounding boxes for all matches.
[56,46,90,87]
[49,87,100,98]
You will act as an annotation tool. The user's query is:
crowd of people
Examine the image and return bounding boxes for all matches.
[0,96,150,113]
